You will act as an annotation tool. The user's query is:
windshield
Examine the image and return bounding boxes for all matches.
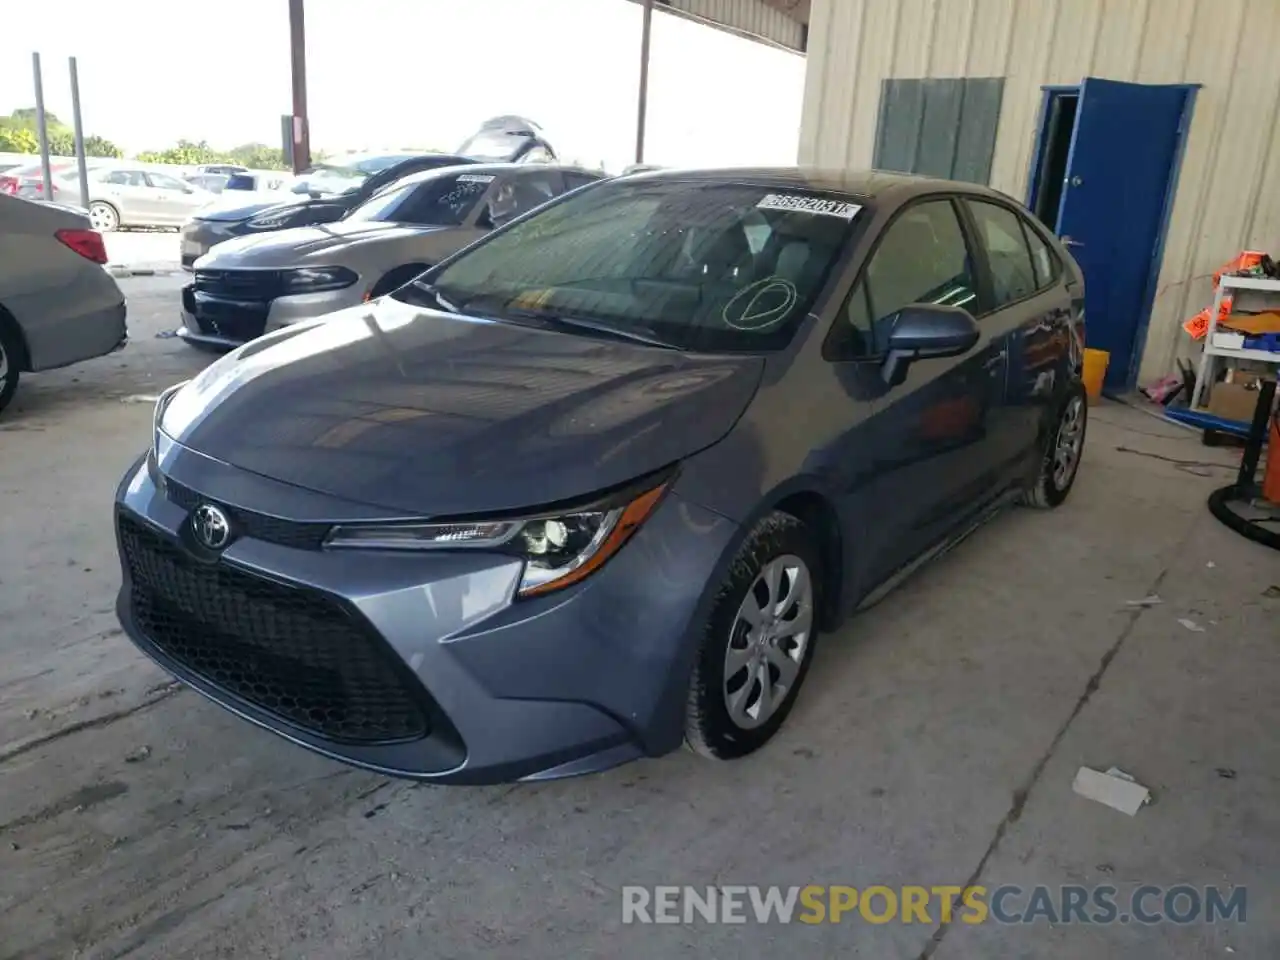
[353,154,415,174]
[291,163,368,196]
[346,171,494,225]
[401,179,858,352]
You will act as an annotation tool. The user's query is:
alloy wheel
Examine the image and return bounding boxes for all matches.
[89,203,117,232]
[0,340,8,389]
[723,554,814,730]
[1053,394,1085,488]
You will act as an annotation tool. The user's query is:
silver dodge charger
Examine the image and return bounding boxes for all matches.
[178,163,602,350]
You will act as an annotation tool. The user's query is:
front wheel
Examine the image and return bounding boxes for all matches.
[0,320,20,414]
[685,511,821,760]
[1022,382,1087,509]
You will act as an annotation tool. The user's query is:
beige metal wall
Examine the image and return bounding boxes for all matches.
[798,0,1280,384]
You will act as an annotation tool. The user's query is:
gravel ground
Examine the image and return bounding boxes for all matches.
[1,275,1276,959]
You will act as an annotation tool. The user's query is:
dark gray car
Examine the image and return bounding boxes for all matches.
[114,168,1087,784]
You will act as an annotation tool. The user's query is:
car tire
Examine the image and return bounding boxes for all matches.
[0,318,22,415]
[685,510,821,760]
[89,201,119,233]
[1021,381,1088,509]
[369,263,428,300]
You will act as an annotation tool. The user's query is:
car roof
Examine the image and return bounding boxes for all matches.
[621,166,1016,205]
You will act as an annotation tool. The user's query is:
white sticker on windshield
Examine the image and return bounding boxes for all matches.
[756,193,862,220]
[457,174,496,183]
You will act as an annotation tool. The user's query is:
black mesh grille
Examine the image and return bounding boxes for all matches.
[194,269,284,299]
[119,514,430,744]
[165,477,331,551]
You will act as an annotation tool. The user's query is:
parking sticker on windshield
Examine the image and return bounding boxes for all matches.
[457,173,496,183]
[756,193,862,220]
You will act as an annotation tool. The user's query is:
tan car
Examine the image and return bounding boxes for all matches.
[45,163,217,231]
[0,195,128,413]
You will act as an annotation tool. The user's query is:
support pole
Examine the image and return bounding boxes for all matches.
[68,57,90,210]
[31,53,54,202]
[635,0,654,164]
[289,0,311,174]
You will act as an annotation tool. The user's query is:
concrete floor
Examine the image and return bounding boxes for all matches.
[1,274,1276,959]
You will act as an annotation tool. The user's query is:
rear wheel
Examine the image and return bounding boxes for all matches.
[89,201,119,233]
[1021,382,1087,509]
[0,319,22,415]
[685,511,821,760]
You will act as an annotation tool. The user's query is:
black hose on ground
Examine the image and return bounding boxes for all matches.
[1207,484,1280,551]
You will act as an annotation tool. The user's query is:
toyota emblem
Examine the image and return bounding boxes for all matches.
[191,503,232,551]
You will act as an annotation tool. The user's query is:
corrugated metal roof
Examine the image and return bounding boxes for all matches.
[800,0,1280,384]
[622,0,808,52]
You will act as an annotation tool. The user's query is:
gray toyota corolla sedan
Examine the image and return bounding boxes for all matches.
[114,168,1087,784]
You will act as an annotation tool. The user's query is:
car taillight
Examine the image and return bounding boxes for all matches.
[0,176,17,195]
[55,228,108,264]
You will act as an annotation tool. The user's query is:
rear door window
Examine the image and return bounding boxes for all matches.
[966,200,1038,308]
[1022,219,1061,289]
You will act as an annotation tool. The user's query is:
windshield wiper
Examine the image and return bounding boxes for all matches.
[496,306,677,350]
[399,279,459,312]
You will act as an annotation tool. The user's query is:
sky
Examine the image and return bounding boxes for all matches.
[0,0,806,171]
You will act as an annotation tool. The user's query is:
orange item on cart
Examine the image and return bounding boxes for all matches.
[1183,295,1234,340]
[1213,251,1267,288]
[1264,412,1280,504]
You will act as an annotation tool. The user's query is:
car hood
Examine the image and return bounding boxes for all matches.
[196,196,306,222]
[160,298,764,516]
[195,221,453,268]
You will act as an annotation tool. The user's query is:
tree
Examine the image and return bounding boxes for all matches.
[0,126,38,153]
[226,142,288,170]
[84,135,123,158]
[47,131,75,156]
[136,139,223,165]
[0,107,119,158]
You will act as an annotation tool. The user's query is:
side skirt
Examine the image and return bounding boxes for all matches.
[853,487,1024,614]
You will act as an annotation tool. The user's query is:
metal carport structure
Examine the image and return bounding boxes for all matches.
[283,0,810,172]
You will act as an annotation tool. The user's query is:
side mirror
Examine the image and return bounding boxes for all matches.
[881,303,980,387]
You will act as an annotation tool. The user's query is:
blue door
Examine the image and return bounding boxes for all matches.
[1055,78,1191,387]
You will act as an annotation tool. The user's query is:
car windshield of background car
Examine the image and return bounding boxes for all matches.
[412,180,858,352]
[346,173,492,226]
[295,163,368,195]
[353,154,418,175]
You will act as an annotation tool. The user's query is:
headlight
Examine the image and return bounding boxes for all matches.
[325,476,671,597]
[245,210,300,230]
[282,266,358,293]
[148,380,188,474]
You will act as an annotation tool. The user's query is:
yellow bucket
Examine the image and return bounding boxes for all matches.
[1082,348,1109,402]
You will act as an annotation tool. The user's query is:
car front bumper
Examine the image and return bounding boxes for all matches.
[177,284,362,349]
[113,447,739,784]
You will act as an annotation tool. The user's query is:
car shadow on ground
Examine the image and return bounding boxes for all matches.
[3,348,209,428]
